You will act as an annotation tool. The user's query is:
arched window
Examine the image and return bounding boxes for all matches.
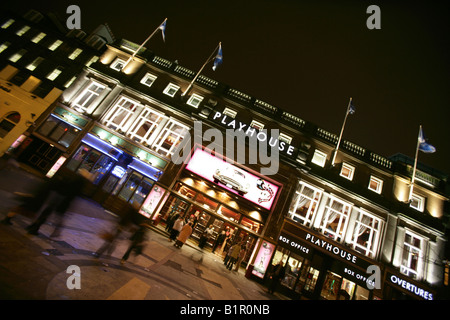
[0,112,21,138]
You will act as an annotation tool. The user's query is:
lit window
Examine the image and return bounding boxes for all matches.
[151,119,189,157]
[289,181,322,226]
[64,76,76,88]
[311,149,327,167]
[368,176,383,194]
[72,81,106,112]
[320,196,352,242]
[279,133,292,145]
[111,58,126,71]
[31,32,46,43]
[250,120,265,130]
[351,210,382,258]
[127,107,166,144]
[8,49,27,62]
[48,40,63,51]
[401,231,424,280]
[186,94,204,108]
[1,19,15,29]
[410,193,425,212]
[163,83,180,97]
[223,108,237,118]
[0,42,11,54]
[340,163,355,180]
[103,96,140,131]
[85,56,98,67]
[0,112,21,138]
[26,57,44,71]
[140,73,157,87]
[16,25,30,36]
[68,48,83,60]
[46,67,63,80]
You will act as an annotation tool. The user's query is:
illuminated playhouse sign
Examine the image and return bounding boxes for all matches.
[211,111,297,158]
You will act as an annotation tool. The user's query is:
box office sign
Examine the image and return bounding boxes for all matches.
[278,232,313,259]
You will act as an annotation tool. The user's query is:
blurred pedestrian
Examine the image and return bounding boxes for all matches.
[169,216,184,242]
[198,225,214,249]
[234,247,247,272]
[93,202,138,258]
[212,230,226,254]
[268,261,286,294]
[174,221,193,248]
[165,212,179,232]
[121,224,148,264]
[226,242,242,270]
[26,174,84,236]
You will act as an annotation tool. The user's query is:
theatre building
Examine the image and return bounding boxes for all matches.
[15,36,449,300]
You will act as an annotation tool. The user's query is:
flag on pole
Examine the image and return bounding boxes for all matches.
[212,43,223,71]
[159,19,167,42]
[348,101,356,115]
[418,126,436,153]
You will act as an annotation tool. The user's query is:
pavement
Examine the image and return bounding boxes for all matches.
[0,157,290,303]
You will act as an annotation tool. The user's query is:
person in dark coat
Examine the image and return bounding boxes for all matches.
[268,261,286,294]
[121,224,148,264]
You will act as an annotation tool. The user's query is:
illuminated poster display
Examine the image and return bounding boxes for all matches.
[252,241,276,278]
[185,149,279,210]
[139,185,166,218]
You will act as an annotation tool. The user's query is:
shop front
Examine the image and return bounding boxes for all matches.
[252,219,382,300]
[153,148,281,265]
[383,268,436,300]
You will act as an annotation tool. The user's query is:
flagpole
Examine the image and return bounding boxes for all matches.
[331,97,352,166]
[181,42,221,97]
[408,125,422,202]
[123,18,167,70]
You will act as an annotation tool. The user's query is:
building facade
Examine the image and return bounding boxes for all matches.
[9,32,450,300]
[0,9,114,169]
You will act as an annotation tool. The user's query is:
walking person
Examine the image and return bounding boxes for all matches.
[121,224,148,264]
[226,242,242,270]
[174,221,193,248]
[198,225,214,249]
[212,230,226,254]
[268,261,286,294]
[169,216,184,242]
[234,247,247,272]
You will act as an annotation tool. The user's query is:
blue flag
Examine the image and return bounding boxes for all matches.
[212,43,223,71]
[159,19,167,42]
[418,127,436,153]
[348,102,356,115]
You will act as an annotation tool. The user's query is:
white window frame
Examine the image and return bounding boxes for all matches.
[279,133,292,145]
[31,32,46,43]
[163,83,180,97]
[351,210,382,259]
[223,107,237,119]
[289,181,322,226]
[127,107,166,144]
[320,195,352,242]
[48,40,62,51]
[368,176,383,194]
[103,96,140,131]
[311,149,327,167]
[140,73,157,87]
[72,81,106,113]
[16,25,30,36]
[186,94,204,108]
[111,58,126,71]
[68,48,83,60]
[400,230,425,280]
[340,162,355,180]
[410,193,425,212]
[250,120,265,130]
[151,119,189,157]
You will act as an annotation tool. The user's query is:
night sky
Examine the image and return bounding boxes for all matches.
[4,0,450,175]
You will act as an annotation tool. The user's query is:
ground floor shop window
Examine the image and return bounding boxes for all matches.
[112,170,154,207]
[66,144,115,185]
